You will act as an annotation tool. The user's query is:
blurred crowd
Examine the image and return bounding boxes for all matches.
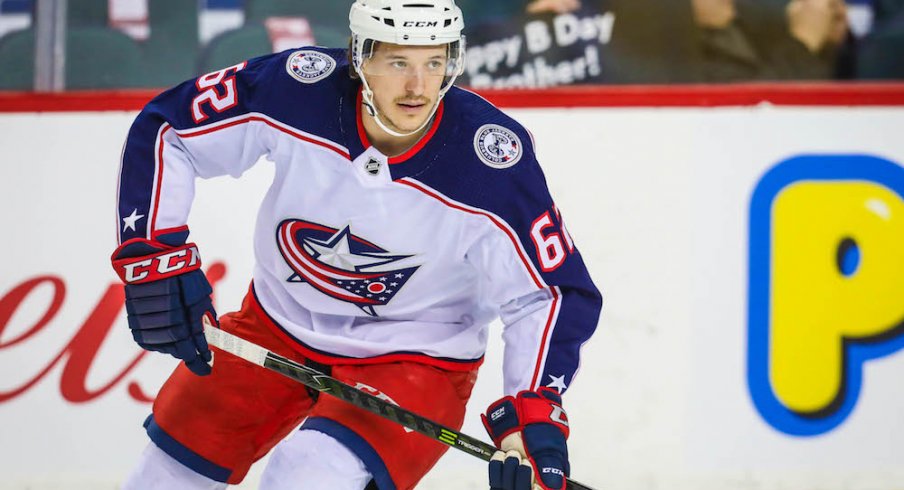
[0,0,901,90]
[686,0,855,80]
[460,0,903,85]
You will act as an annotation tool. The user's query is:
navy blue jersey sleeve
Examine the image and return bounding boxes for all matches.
[409,88,603,396]
[484,134,602,396]
[116,47,351,244]
[117,55,271,244]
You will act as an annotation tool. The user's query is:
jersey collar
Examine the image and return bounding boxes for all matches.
[355,87,445,165]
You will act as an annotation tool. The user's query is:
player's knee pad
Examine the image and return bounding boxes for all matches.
[121,442,227,490]
[260,429,373,490]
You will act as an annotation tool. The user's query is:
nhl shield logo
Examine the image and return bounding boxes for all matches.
[474,124,523,169]
[276,219,420,316]
[364,157,382,175]
[286,50,336,84]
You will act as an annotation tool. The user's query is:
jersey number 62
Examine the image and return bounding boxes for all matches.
[530,207,575,272]
[191,61,247,124]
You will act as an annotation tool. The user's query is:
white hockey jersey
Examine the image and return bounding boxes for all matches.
[117,48,602,396]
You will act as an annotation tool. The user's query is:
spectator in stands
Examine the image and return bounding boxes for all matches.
[692,0,850,80]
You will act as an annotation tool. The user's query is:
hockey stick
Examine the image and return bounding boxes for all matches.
[202,321,596,490]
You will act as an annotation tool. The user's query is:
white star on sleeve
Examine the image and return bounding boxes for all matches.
[122,208,146,232]
[546,374,568,393]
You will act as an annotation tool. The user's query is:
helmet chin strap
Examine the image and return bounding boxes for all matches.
[360,76,443,139]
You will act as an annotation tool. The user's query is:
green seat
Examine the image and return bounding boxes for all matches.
[67,27,146,88]
[68,0,108,27]
[0,27,146,90]
[0,29,33,89]
[198,24,272,74]
[143,0,201,86]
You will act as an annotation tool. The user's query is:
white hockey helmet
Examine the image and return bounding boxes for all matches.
[349,0,466,137]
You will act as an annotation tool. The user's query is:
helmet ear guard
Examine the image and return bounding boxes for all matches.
[349,0,466,137]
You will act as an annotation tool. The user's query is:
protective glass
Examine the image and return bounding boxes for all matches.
[363,57,450,78]
[358,39,465,79]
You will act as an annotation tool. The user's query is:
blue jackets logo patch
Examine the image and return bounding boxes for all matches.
[474,124,522,169]
[276,219,420,316]
[286,50,336,84]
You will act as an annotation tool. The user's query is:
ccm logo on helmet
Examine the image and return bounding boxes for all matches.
[403,20,439,27]
[115,244,202,284]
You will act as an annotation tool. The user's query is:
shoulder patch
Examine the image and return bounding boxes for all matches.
[286,50,336,84]
[473,124,523,169]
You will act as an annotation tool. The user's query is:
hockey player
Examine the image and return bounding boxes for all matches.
[112,1,601,489]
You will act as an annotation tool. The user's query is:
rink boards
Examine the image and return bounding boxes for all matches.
[0,97,903,489]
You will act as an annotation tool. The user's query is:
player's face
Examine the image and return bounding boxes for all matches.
[362,43,448,133]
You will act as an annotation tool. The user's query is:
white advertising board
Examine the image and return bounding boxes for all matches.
[1,103,902,489]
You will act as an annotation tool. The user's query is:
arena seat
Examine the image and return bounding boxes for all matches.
[0,29,33,89]
[143,0,200,87]
[67,0,107,27]
[0,26,145,89]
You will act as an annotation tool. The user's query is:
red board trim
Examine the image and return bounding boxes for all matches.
[2,83,904,112]
[476,83,904,107]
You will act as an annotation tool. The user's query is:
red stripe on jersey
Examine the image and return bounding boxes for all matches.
[247,285,484,372]
[388,102,444,164]
[529,287,561,390]
[394,178,544,289]
[394,178,560,390]
[177,115,350,159]
[148,115,348,235]
[151,124,170,235]
[115,143,125,244]
[355,89,446,164]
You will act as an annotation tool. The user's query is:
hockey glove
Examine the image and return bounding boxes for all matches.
[482,388,570,490]
[111,229,215,376]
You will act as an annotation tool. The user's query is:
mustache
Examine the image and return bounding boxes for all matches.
[394,97,431,105]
